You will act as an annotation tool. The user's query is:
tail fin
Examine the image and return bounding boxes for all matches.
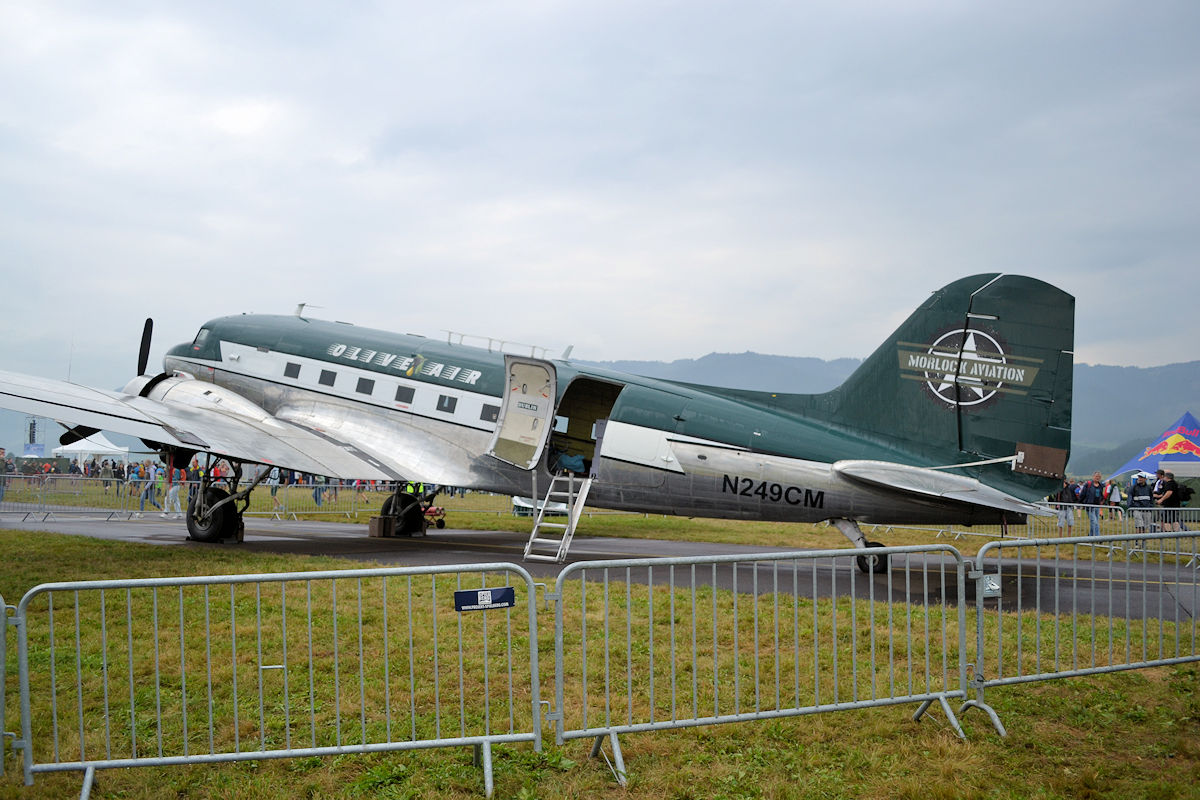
[826,273,1073,496]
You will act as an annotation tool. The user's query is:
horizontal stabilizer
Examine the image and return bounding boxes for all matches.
[834,459,1051,517]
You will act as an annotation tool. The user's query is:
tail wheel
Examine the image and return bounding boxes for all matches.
[856,541,889,575]
[187,487,236,543]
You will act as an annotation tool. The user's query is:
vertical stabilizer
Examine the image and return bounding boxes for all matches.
[825,274,1073,495]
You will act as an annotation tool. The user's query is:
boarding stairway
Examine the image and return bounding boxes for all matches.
[523,473,593,563]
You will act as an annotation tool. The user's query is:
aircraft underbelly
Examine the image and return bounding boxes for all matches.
[590,438,1018,526]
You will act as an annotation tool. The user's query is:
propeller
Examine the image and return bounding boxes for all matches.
[62,317,161,448]
[59,425,101,447]
[137,318,153,376]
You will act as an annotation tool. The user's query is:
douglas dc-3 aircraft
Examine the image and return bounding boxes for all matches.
[0,274,1072,570]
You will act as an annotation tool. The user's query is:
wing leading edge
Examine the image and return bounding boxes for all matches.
[0,369,398,481]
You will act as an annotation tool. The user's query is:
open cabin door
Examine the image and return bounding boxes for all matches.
[486,356,557,470]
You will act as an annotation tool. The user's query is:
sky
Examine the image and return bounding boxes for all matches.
[1,1,1198,451]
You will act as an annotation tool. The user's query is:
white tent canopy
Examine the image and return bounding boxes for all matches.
[52,431,130,468]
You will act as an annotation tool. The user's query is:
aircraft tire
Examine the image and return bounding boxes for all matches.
[187,487,235,543]
[435,518,446,529]
[856,541,889,575]
[382,492,426,536]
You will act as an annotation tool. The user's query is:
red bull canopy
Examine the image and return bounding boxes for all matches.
[1110,411,1200,478]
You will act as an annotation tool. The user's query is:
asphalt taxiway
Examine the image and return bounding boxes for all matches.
[0,513,787,580]
[2,513,1196,624]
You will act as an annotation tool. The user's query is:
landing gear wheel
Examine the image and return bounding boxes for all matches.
[382,492,427,536]
[435,518,446,529]
[187,487,237,543]
[856,541,889,575]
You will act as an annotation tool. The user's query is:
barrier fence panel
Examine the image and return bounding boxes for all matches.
[549,545,969,785]
[1124,508,1200,558]
[870,503,1137,543]
[256,481,362,519]
[963,530,1200,735]
[1,593,7,778]
[0,478,393,521]
[0,476,123,517]
[12,563,541,798]
[0,475,158,518]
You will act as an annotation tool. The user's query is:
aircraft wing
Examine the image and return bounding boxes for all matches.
[833,459,1051,516]
[0,369,398,481]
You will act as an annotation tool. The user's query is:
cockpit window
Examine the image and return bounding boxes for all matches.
[192,328,211,350]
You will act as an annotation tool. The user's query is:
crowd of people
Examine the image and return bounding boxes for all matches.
[5,447,1192,538]
[1051,468,1190,536]
[0,452,411,514]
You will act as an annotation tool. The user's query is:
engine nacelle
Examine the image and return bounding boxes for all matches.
[126,373,277,426]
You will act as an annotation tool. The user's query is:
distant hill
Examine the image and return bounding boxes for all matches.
[591,352,861,394]
[582,354,1200,476]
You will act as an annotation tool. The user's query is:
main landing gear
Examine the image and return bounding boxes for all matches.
[830,519,889,575]
[380,488,428,536]
[185,457,266,543]
[379,484,448,535]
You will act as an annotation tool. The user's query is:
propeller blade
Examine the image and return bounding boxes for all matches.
[60,425,101,447]
[137,318,153,375]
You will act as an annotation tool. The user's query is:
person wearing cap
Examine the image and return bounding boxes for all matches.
[1155,470,1180,532]
[1129,474,1154,534]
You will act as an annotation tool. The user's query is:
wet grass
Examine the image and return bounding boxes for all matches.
[0,529,1197,798]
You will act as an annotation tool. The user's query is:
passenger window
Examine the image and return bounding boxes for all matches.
[319,370,336,387]
[437,395,458,413]
[284,362,301,379]
[356,377,375,395]
[395,386,415,404]
[481,404,500,422]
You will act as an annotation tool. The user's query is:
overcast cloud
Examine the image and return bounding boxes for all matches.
[2,0,1197,405]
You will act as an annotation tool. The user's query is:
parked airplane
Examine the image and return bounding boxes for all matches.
[0,274,1072,569]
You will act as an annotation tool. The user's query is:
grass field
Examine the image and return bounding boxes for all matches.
[0,525,1197,799]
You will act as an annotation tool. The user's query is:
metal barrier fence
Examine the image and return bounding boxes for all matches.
[963,530,1200,735]
[251,481,368,519]
[870,504,1200,545]
[0,476,391,520]
[1,593,7,779]
[4,479,1195,532]
[4,532,1200,793]
[0,475,141,519]
[10,563,541,798]
[549,546,969,785]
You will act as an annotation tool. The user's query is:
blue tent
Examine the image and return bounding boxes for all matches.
[1109,411,1200,478]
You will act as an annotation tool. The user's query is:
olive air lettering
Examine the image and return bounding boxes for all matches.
[326,343,482,385]
[721,474,825,508]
